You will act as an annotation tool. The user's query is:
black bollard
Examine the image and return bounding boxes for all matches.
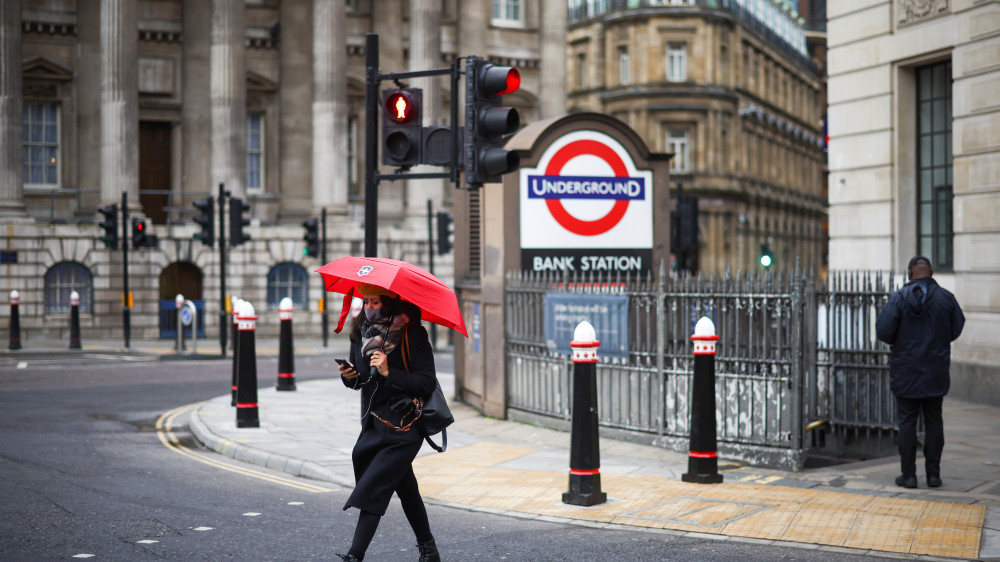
[235,300,260,428]
[682,317,723,484]
[563,321,607,506]
[9,290,22,350]
[230,297,240,407]
[276,297,296,391]
[69,291,82,349]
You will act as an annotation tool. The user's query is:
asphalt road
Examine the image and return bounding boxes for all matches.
[0,354,885,561]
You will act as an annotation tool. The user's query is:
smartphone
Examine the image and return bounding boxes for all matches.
[335,358,354,370]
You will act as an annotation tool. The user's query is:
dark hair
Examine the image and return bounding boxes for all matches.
[348,295,422,343]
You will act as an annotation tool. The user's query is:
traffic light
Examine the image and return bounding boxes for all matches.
[131,218,157,249]
[192,196,214,248]
[381,87,422,167]
[98,204,118,249]
[760,242,774,269]
[465,56,521,186]
[230,197,251,247]
[436,212,453,255]
[303,218,320,258]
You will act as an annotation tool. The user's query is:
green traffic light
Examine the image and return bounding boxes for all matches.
[760,254,772,268]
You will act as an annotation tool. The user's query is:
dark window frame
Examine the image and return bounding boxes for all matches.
[915,60,953,270]
[44,261,93,314]
[266,262,309,310]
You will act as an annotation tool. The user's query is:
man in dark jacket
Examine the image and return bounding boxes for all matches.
[876,256,964,489]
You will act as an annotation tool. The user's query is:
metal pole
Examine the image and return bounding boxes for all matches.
[427,199,438,348]
[364,33,379,258]
[218,183,227,356]
[321,206,329,347]
[122,191,130,349]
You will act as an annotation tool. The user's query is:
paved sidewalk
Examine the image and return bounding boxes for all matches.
[6,338,999,559]
[187,367,1000,560]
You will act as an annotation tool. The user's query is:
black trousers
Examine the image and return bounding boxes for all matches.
[896,395,944,478]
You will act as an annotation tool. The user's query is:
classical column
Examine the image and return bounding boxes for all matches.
[539,0,568,119]
[312,0,347,209]
[101,0,139,207]
[211,0,246,198]
[0,0,26,217]
[404,0,444,217]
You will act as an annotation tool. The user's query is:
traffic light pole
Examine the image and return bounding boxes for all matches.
[364,33,463,256]
[321,206,328,347]
[121,191,130,349]
[218,183,227,357]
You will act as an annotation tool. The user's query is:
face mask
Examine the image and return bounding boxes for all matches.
[364,307,384,322]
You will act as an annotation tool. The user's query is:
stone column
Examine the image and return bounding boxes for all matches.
[404,0,445,218]
[0,0,26,217]
[539,0,567,119]
[101,0,139,206]
[312,0,347,210]
[211,0,246,198]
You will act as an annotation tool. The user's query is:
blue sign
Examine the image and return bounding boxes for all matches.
[544,293,629,359]
[181,307,193,326]
[472,301,480,354]
[527,175,645,200]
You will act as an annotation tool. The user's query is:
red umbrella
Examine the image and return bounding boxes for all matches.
[316,256,468,337]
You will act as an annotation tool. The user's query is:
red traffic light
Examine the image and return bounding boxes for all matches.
[384,90,416,124]
[136,222,143,231]
[479,64,520,97]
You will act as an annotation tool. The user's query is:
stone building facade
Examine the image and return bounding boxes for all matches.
[565,0,827,275]
[0,0,565,340]
[826,0,1000,404]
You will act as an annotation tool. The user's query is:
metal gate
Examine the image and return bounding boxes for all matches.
[505,265,898,470]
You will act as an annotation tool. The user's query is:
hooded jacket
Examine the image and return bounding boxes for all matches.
[876,278,964,398]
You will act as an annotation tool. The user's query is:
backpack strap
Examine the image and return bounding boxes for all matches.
[401,325,411,372]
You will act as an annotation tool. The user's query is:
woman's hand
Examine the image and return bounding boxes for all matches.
[339,362,360,380]
[370,351,389,377]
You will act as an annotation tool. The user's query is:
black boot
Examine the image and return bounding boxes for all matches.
[338,553,362,561]
[417,537,440,562]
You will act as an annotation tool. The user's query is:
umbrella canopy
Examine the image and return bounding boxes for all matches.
[316,256,468,337]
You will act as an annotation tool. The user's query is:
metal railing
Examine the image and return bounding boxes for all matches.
[505,264,897,470]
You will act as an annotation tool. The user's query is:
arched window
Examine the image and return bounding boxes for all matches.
[44,261,93,313]
[267,263,309,309]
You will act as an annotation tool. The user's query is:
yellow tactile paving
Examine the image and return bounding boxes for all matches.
[413,440,986,559]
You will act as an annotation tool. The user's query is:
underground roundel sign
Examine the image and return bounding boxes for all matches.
[520,130,653,274]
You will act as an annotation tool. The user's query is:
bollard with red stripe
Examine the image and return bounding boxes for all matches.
[230,297,241,406]
[682,316,723,484]
[562,321,607,506]
[276,297,296,391]
[235,300,260,428]
[9,290,22,350]
[69,291,82,350]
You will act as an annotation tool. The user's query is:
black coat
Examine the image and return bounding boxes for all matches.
[342,322,438,515]
[876,278,964,398]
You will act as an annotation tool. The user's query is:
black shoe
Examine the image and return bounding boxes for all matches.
[338,553,362,561]
[417,537,440,562]
[927,475,942,488]
[895,474,917,489]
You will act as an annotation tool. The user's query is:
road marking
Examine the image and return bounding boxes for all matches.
[156,403,335,494]
[243,512,261,517]
[192,527,214,531]
[137,540,159,544]
[17,362,26,369]
[288,501,304,506]
[72,555,95,559]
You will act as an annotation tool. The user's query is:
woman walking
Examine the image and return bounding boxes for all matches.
[337,283,441,562]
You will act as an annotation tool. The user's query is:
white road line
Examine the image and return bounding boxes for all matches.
[192,527,214,531]
[243,512,262,517]
[137,540,159,544]
[156,403,335,494]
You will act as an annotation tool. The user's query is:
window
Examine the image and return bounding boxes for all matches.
[23,101,59,186]
[577,53,587,90]
[916,61,953,269]
[492,0,523,26]
[618,46,630,85]
[667,128,690,172]
[44,262,93,314]
[246,112,264,190]
[267,263,309,309]
[667,43,687,82]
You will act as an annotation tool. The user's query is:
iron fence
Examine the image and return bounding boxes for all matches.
[505,264,899,470]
